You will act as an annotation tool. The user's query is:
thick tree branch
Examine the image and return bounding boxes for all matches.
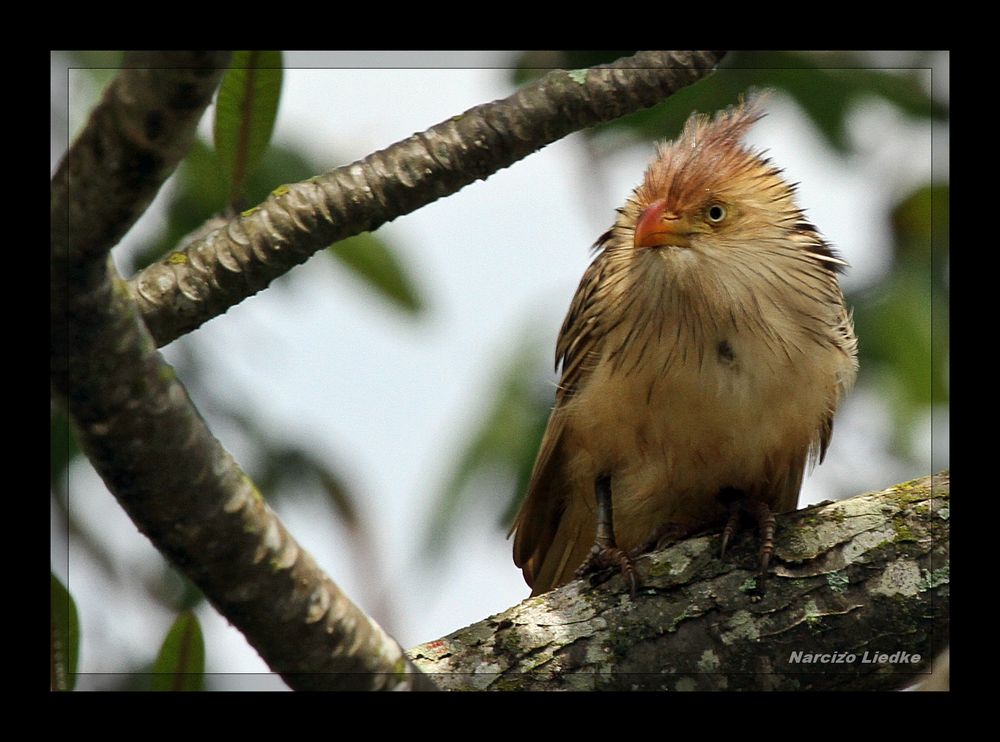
[52,52,231,387]
[410,473,949,691]
[51,52,231,264]
[129,50,726,347]
[51,53,435,691]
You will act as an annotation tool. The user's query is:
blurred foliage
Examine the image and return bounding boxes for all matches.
[50,572,80,691]
[424,50,949,552]
[151,562,206,614]
[214,51,284,207]
[852,183,949,448]
[251,438,361,529]
[513,51,946,153]
[151,611,205,691]
[425,340,552,556]
[328,232,424,313]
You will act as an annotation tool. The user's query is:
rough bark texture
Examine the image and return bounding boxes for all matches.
[128,50,726,347]
[410,473,949,691]
[52,52,232,388]
[51,52,435,691]
[51,52,231,264]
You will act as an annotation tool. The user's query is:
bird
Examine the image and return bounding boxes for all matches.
[510,95,858,597]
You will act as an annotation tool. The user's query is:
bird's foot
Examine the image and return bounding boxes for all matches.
[575,474,639,597]
[718,488,776,601]
[575,544,638,598]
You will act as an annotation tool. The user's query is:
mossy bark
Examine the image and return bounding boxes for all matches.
[410,473,949,691]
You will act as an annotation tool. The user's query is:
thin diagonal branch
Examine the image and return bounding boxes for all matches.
[51,53,435,691]
[129,50,726,347]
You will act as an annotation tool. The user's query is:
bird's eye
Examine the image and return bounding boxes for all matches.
[707,204,727,223]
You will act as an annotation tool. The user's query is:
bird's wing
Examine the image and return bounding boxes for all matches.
[553,236,615,405]
[778,283,856,515]
[511,235,615,591]
[817,286,858,464]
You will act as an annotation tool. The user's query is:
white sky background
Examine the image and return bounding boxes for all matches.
[51,51,949,690]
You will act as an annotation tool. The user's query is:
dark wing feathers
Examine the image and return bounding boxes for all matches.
[554,247,614,403]
[511,242,615,589]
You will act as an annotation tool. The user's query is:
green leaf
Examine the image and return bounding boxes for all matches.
[214,51,284,206]
[51,573,80,691]
[328,232,423,313]
[152,611,205,691]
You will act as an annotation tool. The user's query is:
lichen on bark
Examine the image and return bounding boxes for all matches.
[410,473,949,691]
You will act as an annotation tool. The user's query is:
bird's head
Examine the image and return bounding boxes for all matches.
[627,95,806,256]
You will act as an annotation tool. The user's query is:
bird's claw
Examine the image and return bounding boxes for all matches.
[575,544,638,598]
[720,500,742,558]
[717,490,777,597]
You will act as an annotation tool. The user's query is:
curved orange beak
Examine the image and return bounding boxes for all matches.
[634,198,691,249]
